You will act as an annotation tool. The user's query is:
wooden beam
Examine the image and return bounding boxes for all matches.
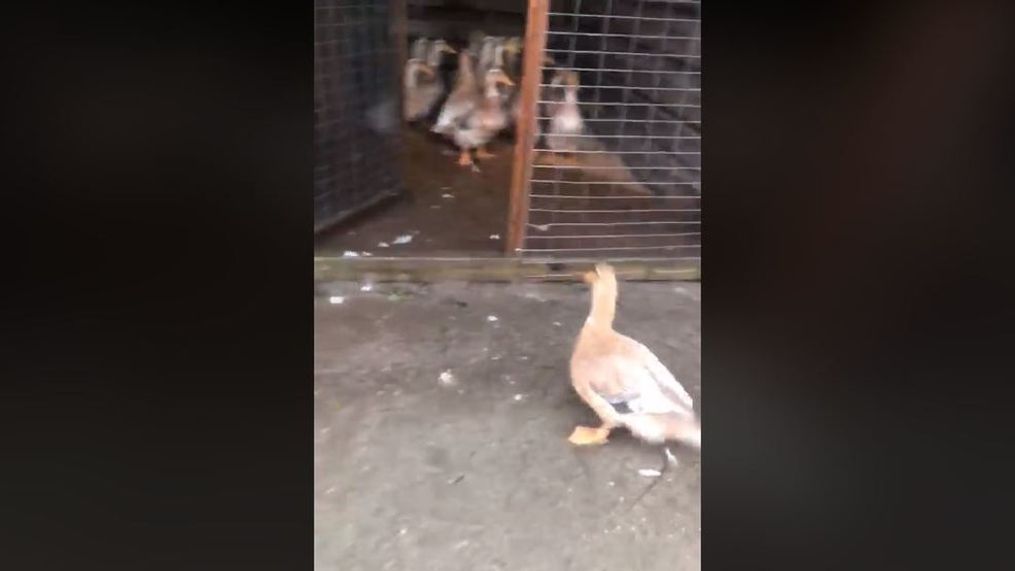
[314,256,701,283]
[505,0,549,255]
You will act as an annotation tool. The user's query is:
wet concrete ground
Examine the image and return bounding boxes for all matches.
[315,280,700,571]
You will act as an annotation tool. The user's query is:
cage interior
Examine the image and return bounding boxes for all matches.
[314,0,700,267]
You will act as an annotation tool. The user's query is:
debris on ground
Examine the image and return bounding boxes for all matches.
[553,321,563,327]
[489,234,500,240]
[392,234,414,245]
[638,469,662,478]
[665,448,678,467]
[328,296,345,305]
[361,284,374,292]
[439,370,456,387]
[378,242,390,248]
[486,315,499,322]
[442,193,454,199]
[342,251,360,257]
[513,394,524,401]
[532,224,551,231]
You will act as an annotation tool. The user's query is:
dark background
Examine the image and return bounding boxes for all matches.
[4,0,1014,569]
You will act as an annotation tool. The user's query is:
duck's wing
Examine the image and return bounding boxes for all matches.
[621,335,694,409]
[433,88,476,132]
[582,336,694,418]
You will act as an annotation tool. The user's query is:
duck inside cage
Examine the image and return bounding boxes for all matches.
[314,0,700,270]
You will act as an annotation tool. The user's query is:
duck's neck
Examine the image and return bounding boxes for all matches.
[404,61,425,88]
[484,80,501,98]
[456,55,475,89]
[586,279,617,330]
[564,85,578,105]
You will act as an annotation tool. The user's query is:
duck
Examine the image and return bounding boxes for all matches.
[403,38,456,123]
[432,50,480,139]
[543,69,585,164]
[568,263,701,448]
[448,67,515,168]
[538,69,654,195]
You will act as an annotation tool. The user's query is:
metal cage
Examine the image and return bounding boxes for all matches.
[315,0,405,233]
[509,0,700,267]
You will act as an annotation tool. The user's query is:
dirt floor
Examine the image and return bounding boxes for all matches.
[314,280,701,571]
[314,128,514,256]
[313,124,701,259]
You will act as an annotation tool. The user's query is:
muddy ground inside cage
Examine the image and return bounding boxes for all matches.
[315,127,514,257]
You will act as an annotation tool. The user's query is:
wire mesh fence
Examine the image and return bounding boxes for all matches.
[315,0,404,233]
[521,0,700,262]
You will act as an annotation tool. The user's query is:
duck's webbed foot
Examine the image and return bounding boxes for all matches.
[568,424,612,446]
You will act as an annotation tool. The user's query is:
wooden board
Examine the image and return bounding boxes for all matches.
[314,255,700,283]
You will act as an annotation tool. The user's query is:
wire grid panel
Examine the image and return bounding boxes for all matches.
[523,0,700,261]
[315,0,404,233]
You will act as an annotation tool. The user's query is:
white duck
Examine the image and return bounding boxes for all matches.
[543,69,585,164]
[432,50,480,138]
[449,67,515,168]
[403,38,455,123]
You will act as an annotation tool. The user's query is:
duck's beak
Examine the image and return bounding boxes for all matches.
[582,270,597,284]
[442,45,457,54]
[498,75,515,87]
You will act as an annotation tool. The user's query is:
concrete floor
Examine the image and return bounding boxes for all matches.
[314,280,701,571]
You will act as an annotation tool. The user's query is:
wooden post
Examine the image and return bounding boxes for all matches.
[505,0,549,255]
